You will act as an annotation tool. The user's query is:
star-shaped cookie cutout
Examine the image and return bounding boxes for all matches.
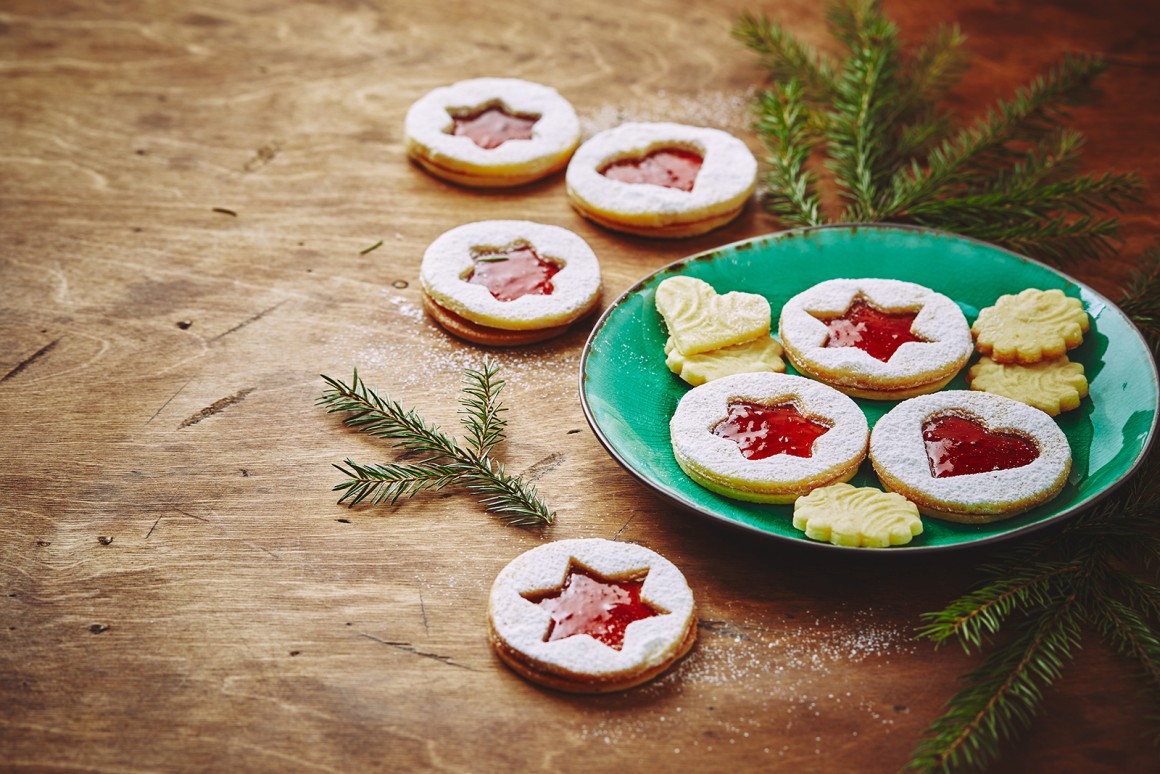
[524,563,664,651]
[812,295,928,362]
[449,103,539,149]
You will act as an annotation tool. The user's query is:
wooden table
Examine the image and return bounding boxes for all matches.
[2,1,1157,771]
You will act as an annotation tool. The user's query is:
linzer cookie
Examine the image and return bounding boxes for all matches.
[869,391,1071,523]
[971,288,1089,364]
[404,78,580,188]
[419,220,602,346]
[792,483,923,548]
[487,538,697,693]
[565,122,757,238]
[654,276,784,385]
[669,372,869,503]
[778,278,973,400]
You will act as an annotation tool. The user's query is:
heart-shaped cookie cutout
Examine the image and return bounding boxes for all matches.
[922,413,1039,478]
[655,276,770,356]
[600,147,703,192]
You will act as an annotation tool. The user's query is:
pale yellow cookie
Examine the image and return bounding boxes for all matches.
[971,288,1089,364]
[967,355,1088,416]
[792,483,923,547]
[655,276,770,356]
[664,334,785,386]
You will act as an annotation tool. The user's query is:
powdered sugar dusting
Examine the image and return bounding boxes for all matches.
[580,88,758,139]
[577,607,918,758]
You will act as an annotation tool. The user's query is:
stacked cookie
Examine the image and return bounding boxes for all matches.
[967,288,1091,416]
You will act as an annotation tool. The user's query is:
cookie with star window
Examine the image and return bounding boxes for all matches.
[419,220,603,346]
[778,278,973,400]
[405,77,581,188]
[487,538,697,693]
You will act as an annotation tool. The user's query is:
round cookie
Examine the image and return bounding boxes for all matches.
[869,390,1072,523]
[778,278,973,399]
[404,77,580,188]
[669,372,869,503]
[419,220,602,346]
[565,122,757,238]
[967,355,1089,416]
[487,538,697,693]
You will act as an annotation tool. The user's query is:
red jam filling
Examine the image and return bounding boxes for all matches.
[526,566,659,651]
[467,244,560,301]
[817,298,926,362]
[923,414,1039,478]
[712,400,830,460]
[599,148,703,192]
[450,105,538,149]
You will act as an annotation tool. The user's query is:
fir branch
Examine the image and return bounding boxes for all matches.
[824,2,902,221]
[753,81,824,227]
[1119,241,1160,351]
[908,594,1085,772]
[318,363,554,526]
[886,53,1109,216]
[458,358,507,457]
[733,11,837,102]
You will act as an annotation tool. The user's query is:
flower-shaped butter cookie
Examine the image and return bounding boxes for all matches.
[971,288,1089,364]
[792,483,923,547]
[968,355,1089,416]
[664,335,785,386]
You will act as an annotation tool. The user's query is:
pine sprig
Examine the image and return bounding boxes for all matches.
[735,0,1144,266]
[318,361,554,526]
[1119,241,1160,351]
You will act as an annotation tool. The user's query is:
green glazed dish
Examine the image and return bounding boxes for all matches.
[579,224,1159,553]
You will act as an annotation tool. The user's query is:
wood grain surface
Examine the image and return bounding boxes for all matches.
[2,1,1158,771]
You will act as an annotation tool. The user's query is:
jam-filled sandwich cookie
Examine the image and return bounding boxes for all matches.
[419,220,602,346]
[565,122,757,238]
[404,77,580,188]
[487,538,697,693]
[778,278,973,400]
[869,390,1071,523]
[669,372,869,503]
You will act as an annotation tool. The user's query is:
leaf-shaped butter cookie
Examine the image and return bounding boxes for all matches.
[967,355,1088,416]
[655,276,770,355]
[664,335,785,386]
[792,483,923,547]
[971,288,1089,364]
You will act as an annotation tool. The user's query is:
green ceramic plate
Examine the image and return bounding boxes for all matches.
[579,224,1159,553]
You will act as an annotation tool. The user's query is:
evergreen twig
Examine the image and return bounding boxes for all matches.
[318,361,554,527]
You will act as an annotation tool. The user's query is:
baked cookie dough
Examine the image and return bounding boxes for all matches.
[487,538,697,693]
[968,355,1089,416]
[404,77,580,188]
[792,483,923,548]
[565,122,757,238]
[971,288,1089,364]
[869,390,1071,523]
[778,278,973,399]
[419,220,602,346]
[669,372,869,503]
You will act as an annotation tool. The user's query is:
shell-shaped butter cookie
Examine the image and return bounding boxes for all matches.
[664,334,785,386]
[968,355,1088,416]
[971,288,1089,364]
[792,483,923,547]
[655,276,770,356]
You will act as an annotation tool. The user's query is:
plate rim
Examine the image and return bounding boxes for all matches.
[577,222,1160,554]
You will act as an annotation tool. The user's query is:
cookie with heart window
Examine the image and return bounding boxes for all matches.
[869,390,1072,523]
[419,220,602,346]
[487,538,697,693]
[565,122,757,238]
[404,78,580,188]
